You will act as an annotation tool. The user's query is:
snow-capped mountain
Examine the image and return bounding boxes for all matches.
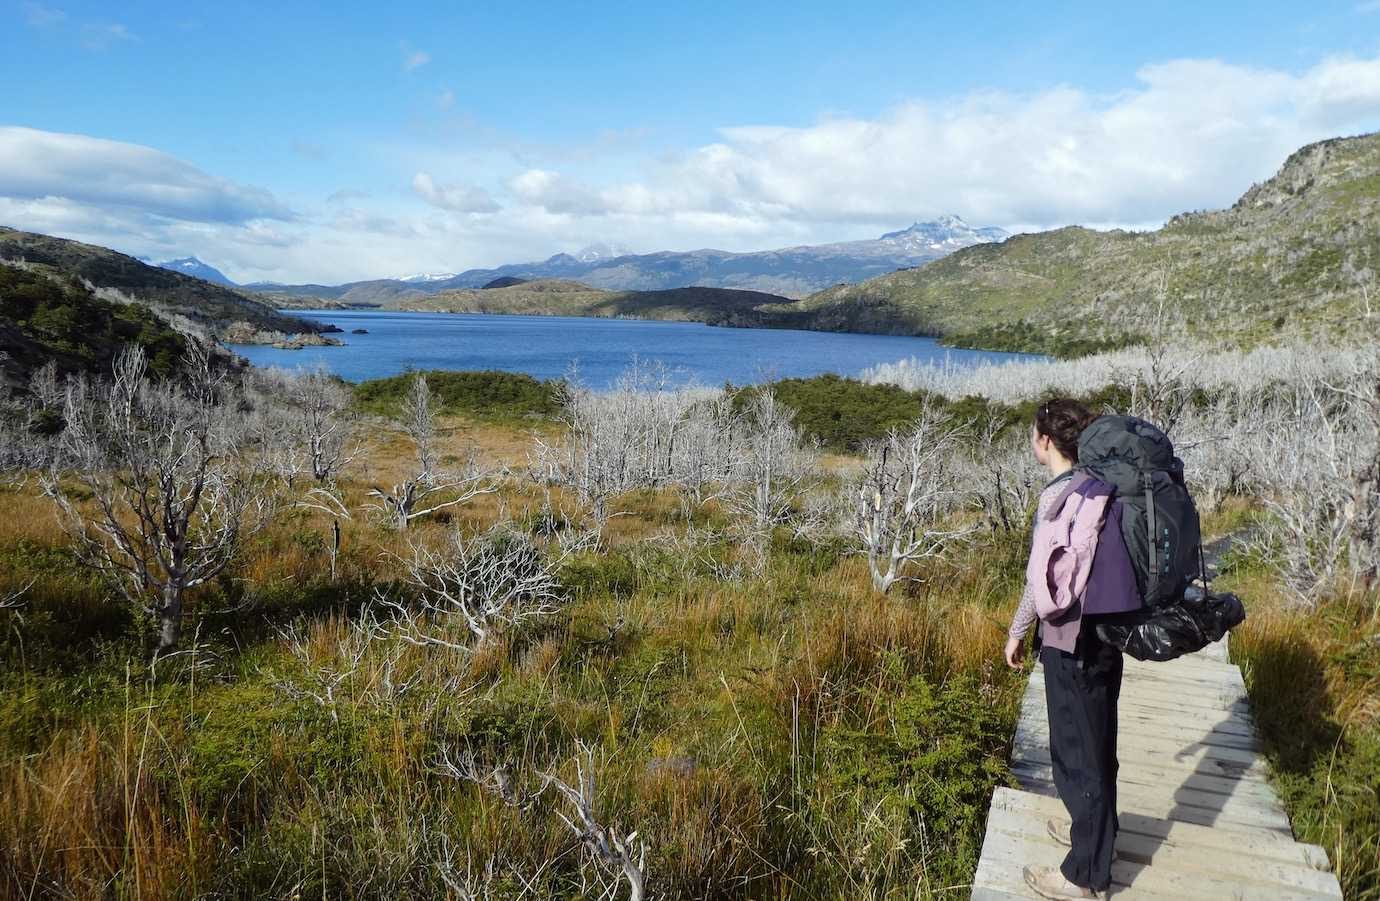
[150,256,236,286]
[398,272,460,283]
[574,243,634,263]
[254,216,1010,302]
[877,215,1008,253]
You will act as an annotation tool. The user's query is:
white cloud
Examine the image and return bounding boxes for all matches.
[501,55,1380,231]
[507,168,608,215]
[80,21,135,50]
[22,2,66,27]
[400,42,430,71]
[3,53,1380,284]
[438,88,455,110]
[0,126,292,224]
[412,172,500,213]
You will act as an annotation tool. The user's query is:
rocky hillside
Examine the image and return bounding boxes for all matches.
[765,132,1380,355]
[0,228,328,342]
[384,278,801,323]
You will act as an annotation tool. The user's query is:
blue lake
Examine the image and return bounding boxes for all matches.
[231,310,1037,387]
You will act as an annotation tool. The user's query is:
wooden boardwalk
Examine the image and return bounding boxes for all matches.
[972,637,1344,898]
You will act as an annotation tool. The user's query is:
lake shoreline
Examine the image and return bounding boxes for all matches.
[226,309,1041,388]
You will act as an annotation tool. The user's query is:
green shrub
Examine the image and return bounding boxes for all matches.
[814,674,1014,891]
[353,369,560,420]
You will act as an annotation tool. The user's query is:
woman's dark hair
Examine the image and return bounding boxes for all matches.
[1035,398,1097,462]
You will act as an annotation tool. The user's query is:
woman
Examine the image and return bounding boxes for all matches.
[1004,399,1123,901]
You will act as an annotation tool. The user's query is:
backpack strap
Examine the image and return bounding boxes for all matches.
[1142,471,1159,599]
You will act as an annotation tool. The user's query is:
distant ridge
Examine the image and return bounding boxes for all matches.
[255,216,1009,307]
[380,277,801,326]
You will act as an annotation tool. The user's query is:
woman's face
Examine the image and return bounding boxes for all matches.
[1031,423,1052,467]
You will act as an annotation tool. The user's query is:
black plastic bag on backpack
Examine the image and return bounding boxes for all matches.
[1093,589,1246,662]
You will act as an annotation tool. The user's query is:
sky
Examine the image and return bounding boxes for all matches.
[3,1,1380,284]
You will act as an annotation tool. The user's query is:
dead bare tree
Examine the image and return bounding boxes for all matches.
[966,415,1042,533]
[1248,360,1380,605]
[1126,287,1193,435]
[367,373,498,530]
[855,412,976,594]
[540,743,648,901]
[291,365,356,483]
[271,622,370,721]
[531,376,640,535]
[723,387,814,576]
[434,746,541,811]
[375,523,592,651]
[1333,354,1380,592]
[41,344,270,656]
[0,579,31,613]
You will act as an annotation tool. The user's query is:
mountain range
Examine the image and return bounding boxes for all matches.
[3,132,1377,373]
[244,215,1009,307]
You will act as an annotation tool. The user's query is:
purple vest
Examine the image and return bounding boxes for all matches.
[1039,475,1143,652]
[1085,500,1142,615]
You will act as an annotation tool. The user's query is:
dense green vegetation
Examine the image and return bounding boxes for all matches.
[353,368,563,420]
[0,263,188,385]
[0,226,320,338]
[730,373,1134,454]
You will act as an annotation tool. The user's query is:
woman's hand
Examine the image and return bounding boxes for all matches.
[1004,635,1026,670]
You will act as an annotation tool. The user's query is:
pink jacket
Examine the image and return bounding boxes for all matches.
[1026,472,1114,623]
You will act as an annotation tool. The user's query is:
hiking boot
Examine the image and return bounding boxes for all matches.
[1022,865,1105,900]
[1046,817,1118,861]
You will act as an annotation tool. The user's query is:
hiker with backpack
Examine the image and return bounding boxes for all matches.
[1004,399,1129,900]
[1001,400,1241,899]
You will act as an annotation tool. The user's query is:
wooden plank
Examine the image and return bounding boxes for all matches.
[1122,658,1247,684]
[1017,693,1259,736]
[1028,672,1250,713]
[993,789,1332,869]
[975,824,1335,900]
[1123,657,1243,679]
[1012,770,1290,829]
[987,805,1340,896]
[1011,758,1281,804]
[1012,774,1295,834]
[972,630,1344,899]
[984,796,1341,897]
[1026,674,1250,714]
[1018,716,1260,751]
[1025,690,1256,730]
[1012,730,1268,774]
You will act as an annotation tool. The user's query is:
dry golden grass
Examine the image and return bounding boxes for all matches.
[0,423,1047,899]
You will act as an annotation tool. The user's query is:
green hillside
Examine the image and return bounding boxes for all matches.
[384,277,801,323]
[0,263,190,387]
[0,227,325,340]
[765,132,1380,355]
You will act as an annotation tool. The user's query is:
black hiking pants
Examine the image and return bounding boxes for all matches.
[1040,623,1123,891]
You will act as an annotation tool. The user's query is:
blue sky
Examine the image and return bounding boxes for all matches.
[3,1,1380,282]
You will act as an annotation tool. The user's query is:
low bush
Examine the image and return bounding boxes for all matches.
[353,369,560,420]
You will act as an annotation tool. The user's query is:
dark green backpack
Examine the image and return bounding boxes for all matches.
[1077,416,1202,606]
